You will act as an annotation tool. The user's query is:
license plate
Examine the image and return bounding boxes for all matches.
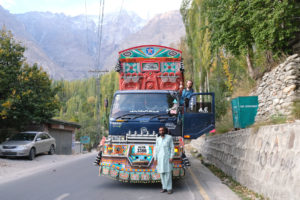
[136,145,149,154]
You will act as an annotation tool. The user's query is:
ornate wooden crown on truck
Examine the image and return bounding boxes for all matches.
[115,45,184,90]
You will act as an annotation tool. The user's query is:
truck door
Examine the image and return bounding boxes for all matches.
[183,93,215,139]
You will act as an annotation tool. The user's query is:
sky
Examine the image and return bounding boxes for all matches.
[0,0,183,19]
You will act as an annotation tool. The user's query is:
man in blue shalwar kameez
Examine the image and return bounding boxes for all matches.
[179,80,194,106]
[154,127,174,194]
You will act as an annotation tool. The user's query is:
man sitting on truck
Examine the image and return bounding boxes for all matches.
[154,127,174,194]
[179,80,194,107]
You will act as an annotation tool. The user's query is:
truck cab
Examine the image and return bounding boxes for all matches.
[109,90,215,139]
[98,45,215,183]
[109,90,181,137]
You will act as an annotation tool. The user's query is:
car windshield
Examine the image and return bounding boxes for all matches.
[111,93,177,118]
[9,133,36,141]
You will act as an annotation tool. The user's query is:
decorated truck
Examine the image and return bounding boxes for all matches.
[98,45,215,183]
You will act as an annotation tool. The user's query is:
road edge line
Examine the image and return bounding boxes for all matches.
[187,167,210,200]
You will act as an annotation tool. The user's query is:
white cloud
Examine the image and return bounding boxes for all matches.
[0,0,15,8]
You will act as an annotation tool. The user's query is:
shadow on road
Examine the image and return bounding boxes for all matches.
[96,177,187,191]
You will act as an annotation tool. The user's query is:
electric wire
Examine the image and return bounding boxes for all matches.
[84,0,89,56]
[96,0,105,71]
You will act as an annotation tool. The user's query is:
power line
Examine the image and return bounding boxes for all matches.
[96,0,105,70]
[84,0,89,55]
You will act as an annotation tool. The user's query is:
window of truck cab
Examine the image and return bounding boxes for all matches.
[110,93,176,118]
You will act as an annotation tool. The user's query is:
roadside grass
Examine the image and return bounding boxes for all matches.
[270,114,287,124]
[292,100,300,119]
[251,113,289,133]
[202,162,268,200]
[189,147,268,200]
[216,112,234,134]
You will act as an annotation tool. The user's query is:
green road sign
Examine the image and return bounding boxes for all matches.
[80,136,90,144]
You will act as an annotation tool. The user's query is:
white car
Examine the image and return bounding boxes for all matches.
[0,131,56,160]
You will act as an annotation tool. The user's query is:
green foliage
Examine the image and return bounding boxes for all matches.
[0,28,60,129]
[0,29,24,106]
[292,100,300,119]
[180,0,300,132]
[204,0,300,56]
[270,114,287,124]
[248,0,300,54]
[204,0,254,55]
[180,0,212,92]
[55,72,119,148]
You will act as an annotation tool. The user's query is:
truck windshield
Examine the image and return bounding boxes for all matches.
[111,93,177,118]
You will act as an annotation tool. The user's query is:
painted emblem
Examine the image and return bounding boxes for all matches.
[168,50,178,56]
[146,47,155,56]
[165,122,176,129]
[122,51,132,57]
[140,127,148,134]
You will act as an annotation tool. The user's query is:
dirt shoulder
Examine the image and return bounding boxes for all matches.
[0,151,96,184]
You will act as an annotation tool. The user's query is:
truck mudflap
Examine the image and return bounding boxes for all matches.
[99,163,185,183]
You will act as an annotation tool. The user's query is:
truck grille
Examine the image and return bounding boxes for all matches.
[126,134,157,144]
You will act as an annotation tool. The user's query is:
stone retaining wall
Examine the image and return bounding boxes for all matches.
[190,122,300,200]
[252,54,300,121]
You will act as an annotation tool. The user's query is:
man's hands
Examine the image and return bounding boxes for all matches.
[154,159,173,165]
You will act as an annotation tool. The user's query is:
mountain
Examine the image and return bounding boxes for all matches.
[103,10,186,70]
[15,10,146,79]
[121,10,185,49]
[0,6,185,80]
[0,6,68,79]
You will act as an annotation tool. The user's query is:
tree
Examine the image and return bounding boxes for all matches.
[0,29,60,129]
[248,0,300,54]
[204,0,300,78]
[0,29,24,105]
[204,0,256,78]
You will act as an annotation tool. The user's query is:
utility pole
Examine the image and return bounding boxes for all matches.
[89,70,108,142]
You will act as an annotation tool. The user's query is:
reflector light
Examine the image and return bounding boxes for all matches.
[184,135,191,139]
[209,129,216,134]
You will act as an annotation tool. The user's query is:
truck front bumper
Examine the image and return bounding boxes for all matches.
[99,162,185,183]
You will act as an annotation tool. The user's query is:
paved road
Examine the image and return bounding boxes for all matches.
[0,154,239,200]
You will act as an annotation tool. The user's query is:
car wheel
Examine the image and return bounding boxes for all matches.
[48,145,55,155]
[28,148,35,160]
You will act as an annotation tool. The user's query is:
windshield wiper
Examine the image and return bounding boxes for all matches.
[130,113,156,120]
[115,113,139,120]
[149,113,171,120]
